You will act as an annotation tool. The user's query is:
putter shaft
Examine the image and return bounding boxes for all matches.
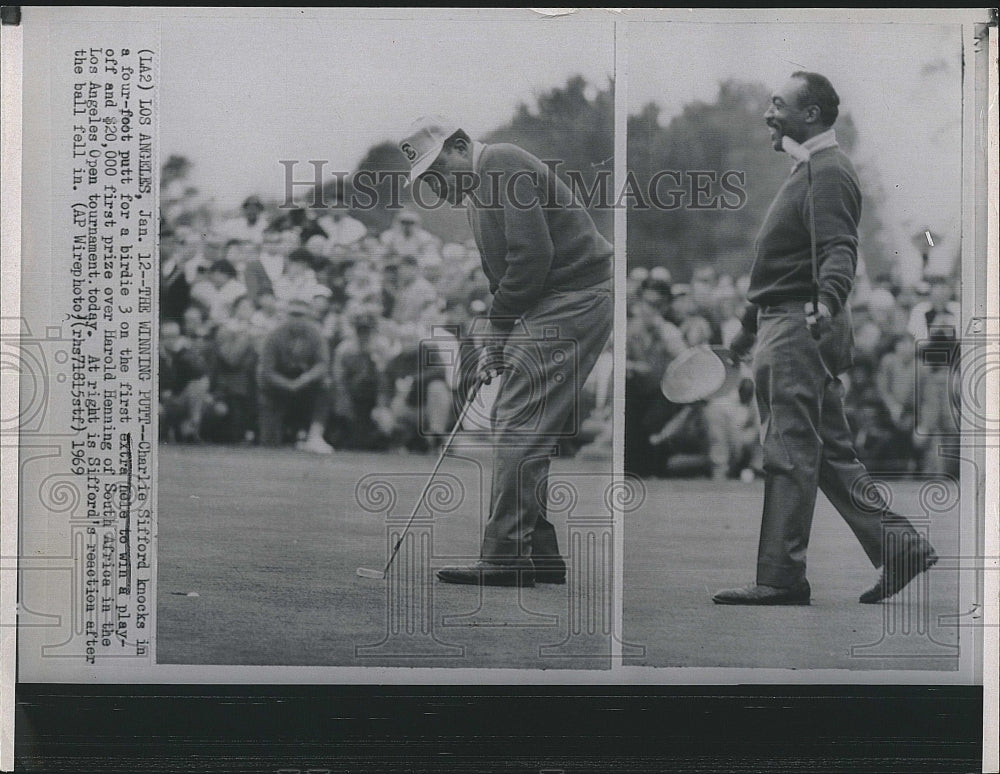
[359,376,486,579]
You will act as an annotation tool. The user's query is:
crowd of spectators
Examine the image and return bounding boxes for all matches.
[159,184,959,475]
[626,262,962,480]
[159,193,613,457]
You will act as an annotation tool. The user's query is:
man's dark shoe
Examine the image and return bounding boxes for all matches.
[436,560,535,587]
[712,579,811,606]
[859,538,939,604]
[532,558,567,585]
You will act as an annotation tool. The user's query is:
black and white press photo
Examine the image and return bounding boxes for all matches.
[6,3,994,704]
[13,8,621,675]
[151,11,622,670]
[4,7,998,773]
[623,19,983,673]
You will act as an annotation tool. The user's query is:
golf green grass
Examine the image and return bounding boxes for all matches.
[625,477,963,671]
[156,443,616,669]
[157,444,964,672]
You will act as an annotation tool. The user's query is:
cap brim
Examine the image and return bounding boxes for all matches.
[407,143,445,185]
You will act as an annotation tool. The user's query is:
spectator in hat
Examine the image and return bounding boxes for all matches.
[380,209,441,259]
[217,195,268,245]
[256,298,333,454]
[190,258,248,325]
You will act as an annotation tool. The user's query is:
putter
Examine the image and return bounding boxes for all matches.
[356,371,492,580]
[781,135,821,340]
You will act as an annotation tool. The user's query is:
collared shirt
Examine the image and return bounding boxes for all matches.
[791,128,839,173]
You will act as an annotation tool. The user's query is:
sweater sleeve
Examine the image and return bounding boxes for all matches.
[805,159,861,315]
[488,163,555,330]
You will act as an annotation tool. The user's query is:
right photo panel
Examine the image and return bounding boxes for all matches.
[623,18,972,671]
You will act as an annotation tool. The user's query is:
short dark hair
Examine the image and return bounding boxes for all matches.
[791,71,840,127]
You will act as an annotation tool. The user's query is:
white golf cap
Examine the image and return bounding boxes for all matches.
[400,116,461,183]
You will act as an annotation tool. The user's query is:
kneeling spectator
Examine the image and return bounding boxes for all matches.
[330,312,385,450]
[205,295,259,444]
[257,298,333,453]
[372,330,453,454]
[159,320,211,443]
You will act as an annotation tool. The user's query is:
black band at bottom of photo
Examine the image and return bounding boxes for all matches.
[14,683,983,773]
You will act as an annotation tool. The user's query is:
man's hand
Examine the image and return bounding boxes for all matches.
[804,300,832,339]
[729,328,757,362]
[475,319,506,385]
[477,343,505,385]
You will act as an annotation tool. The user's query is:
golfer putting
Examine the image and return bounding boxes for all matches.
[394,116,613,587]
[711,71,938,605]
[356,370,492,580]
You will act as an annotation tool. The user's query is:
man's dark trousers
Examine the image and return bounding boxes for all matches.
[753,301,920,587]
[481,282,612,563]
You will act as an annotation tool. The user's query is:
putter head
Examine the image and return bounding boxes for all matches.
[356,567,386,580]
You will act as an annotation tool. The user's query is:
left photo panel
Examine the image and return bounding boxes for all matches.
[14,8,619,677]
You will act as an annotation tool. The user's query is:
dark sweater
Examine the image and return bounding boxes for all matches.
[258,318,329,387]
[748,146,861,318]
[468,143,613,330]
